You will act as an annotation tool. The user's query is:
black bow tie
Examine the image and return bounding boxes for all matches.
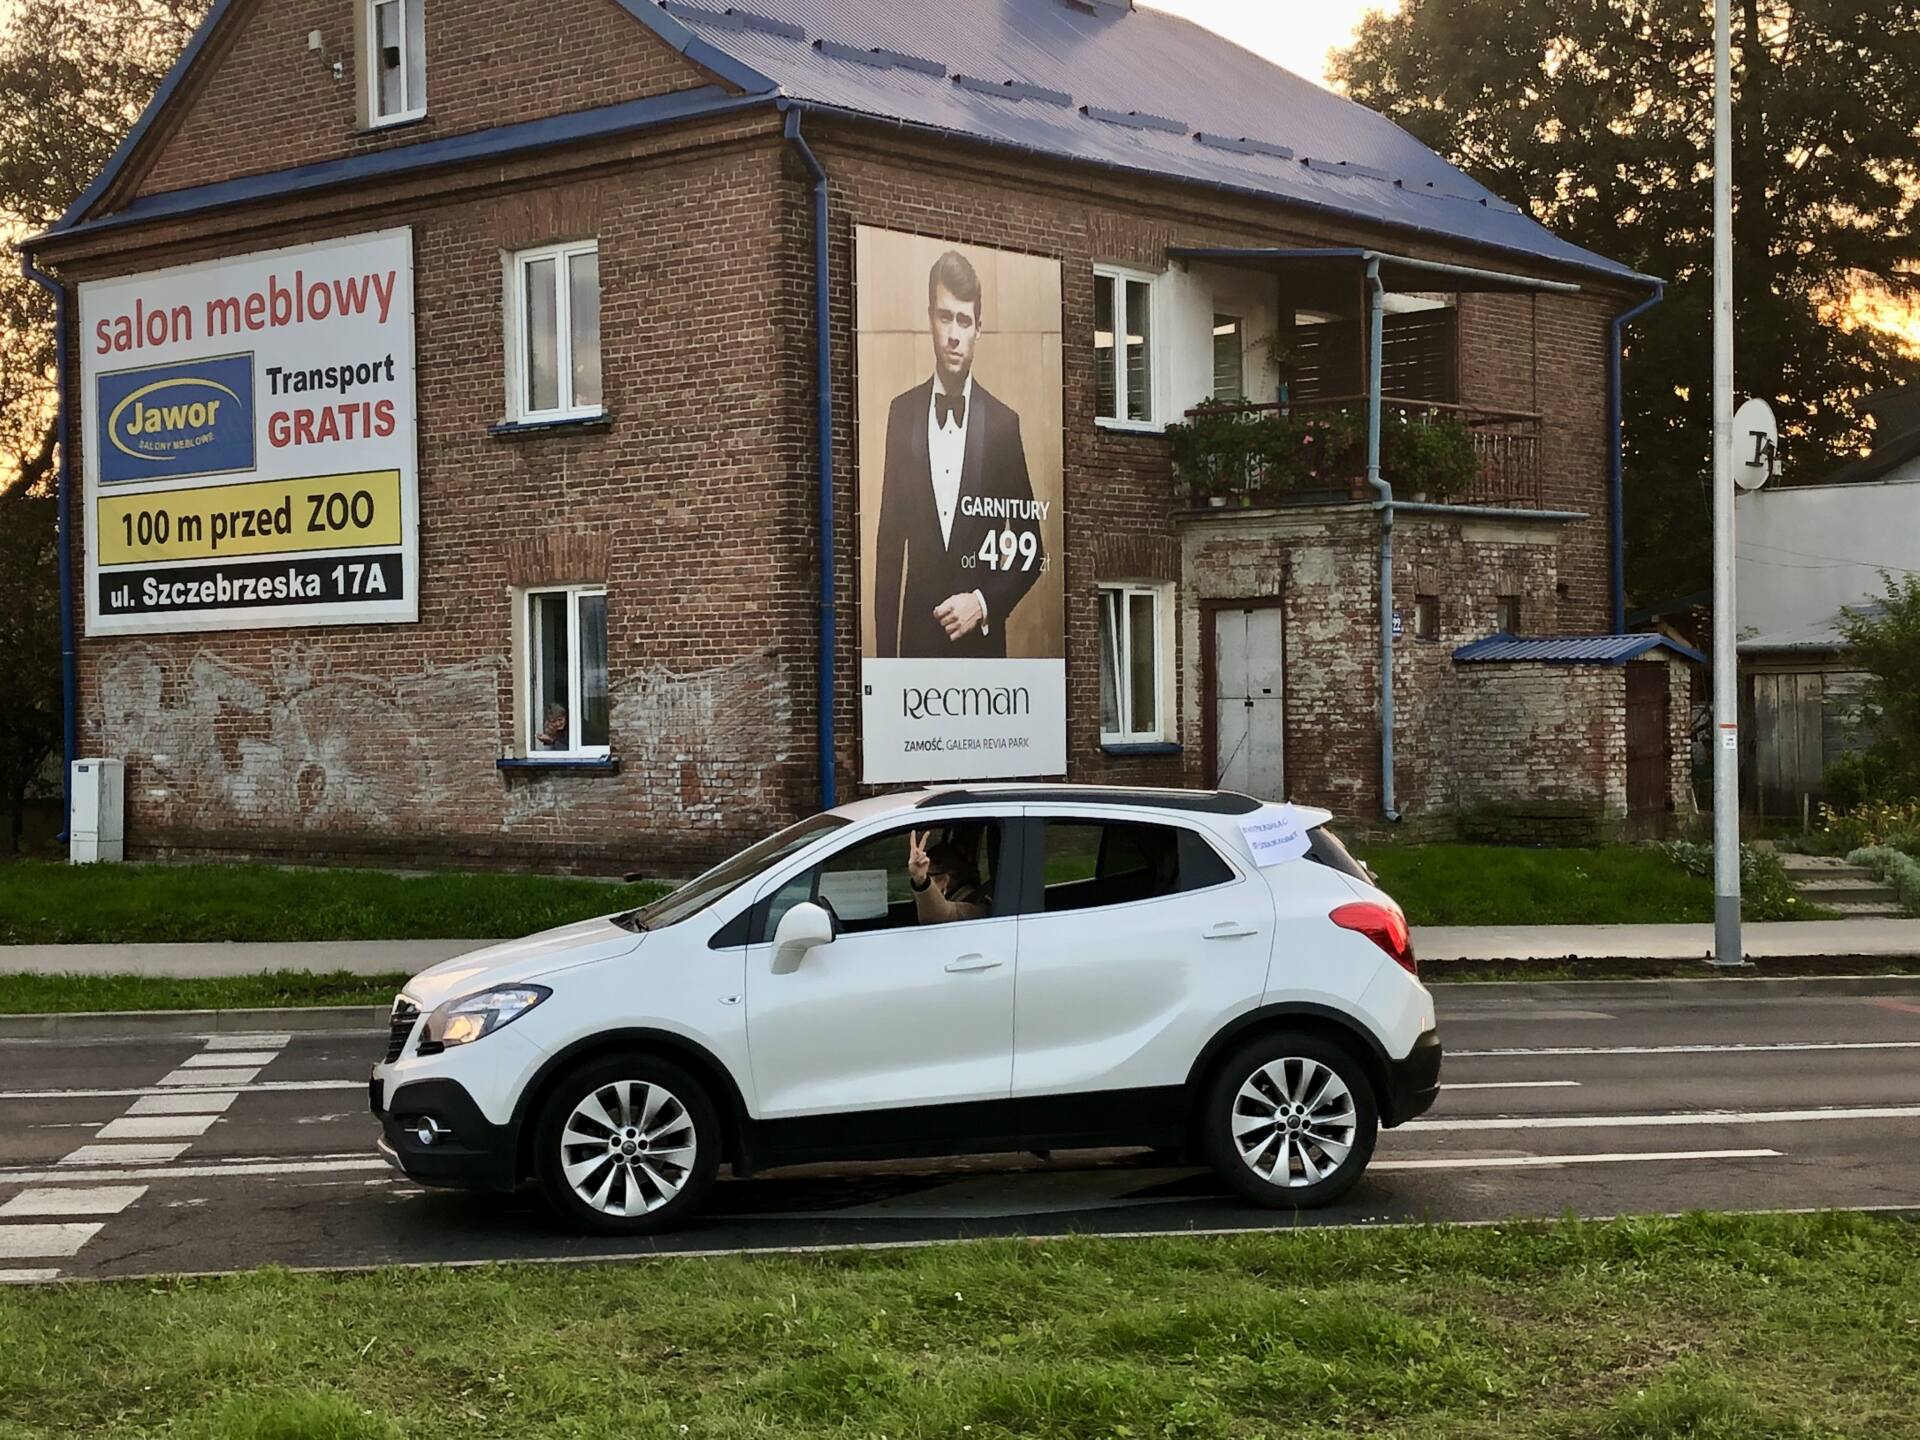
[934,391,967,428]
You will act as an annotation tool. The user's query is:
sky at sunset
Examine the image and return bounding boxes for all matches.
[1140,0,1398,87]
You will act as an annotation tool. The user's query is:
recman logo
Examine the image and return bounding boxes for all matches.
[97,353,255,484]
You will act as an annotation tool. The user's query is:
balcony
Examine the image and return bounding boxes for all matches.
[1169,395,1543,510]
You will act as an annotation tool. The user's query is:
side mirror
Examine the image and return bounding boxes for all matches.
[771,900,835,974]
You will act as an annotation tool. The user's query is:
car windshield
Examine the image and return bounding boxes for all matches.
[615,813,850,931]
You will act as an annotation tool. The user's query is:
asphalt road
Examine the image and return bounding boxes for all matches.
[3,981,1918,1283]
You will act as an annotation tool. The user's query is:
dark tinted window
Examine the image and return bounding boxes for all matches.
[1304,824,1370,883]
[1041,820,1235,912]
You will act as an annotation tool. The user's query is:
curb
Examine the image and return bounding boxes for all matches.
[1426,972,1920,1003]
[0,1005,385,1040]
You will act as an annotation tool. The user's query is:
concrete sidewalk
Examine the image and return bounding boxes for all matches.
[0,918,1918,977]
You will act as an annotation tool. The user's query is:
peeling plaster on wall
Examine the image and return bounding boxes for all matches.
[499,647,796,830]
[98,644,504,830]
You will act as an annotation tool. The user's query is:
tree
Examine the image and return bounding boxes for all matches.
[1,0,206,490]
[0,472,58,849]
[1331,1,1920,607]
[1828,573,1920,805]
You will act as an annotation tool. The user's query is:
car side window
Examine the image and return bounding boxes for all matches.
[1040,819,1235,913]
[756,820,1005,942]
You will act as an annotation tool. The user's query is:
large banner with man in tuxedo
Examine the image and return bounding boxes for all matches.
[855,227,1065,783]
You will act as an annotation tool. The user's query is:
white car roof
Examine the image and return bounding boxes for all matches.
[826,784,1333,831]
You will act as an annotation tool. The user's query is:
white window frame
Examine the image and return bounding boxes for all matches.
[1093,264,1162,432]
[1211,311,1246,403]
[1099,581,1170,744]
[365,0,426,126]
[505,240,602,424]
[522,585,610,759]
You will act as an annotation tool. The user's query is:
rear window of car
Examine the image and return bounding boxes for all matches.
[1303,824,1371,883]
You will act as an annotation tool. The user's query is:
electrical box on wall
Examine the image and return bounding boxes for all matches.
[70,758,125,864]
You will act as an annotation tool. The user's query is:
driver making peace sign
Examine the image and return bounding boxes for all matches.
[906,830,991,924]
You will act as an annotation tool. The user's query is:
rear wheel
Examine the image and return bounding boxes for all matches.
[533,1054,720,1235]
[1201,1031,1378,1208]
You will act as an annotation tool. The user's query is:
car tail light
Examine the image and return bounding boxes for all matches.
[1330,901,1417,976]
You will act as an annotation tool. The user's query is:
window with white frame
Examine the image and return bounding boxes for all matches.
[367,0,425,125]
[509,241,602,422]
[525,587,610,756]
[1098,582,1168,743]
[1212,313,1245,401]
[1093,267,1156,426]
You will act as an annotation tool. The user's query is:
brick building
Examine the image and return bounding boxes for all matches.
[26,0,1687,871]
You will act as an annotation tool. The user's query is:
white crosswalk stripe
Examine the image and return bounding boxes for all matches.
[127,1091,240,1116]
[201,1034,292,1050]
[157,1067,261,1087]
[0,1224,102,1259]
[59,1143,192,1166]
[0,1186,147,1218]
[179,1052,281,1069]
[96,1115,218,1141]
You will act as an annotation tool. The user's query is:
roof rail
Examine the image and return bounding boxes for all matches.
[915,787,1263,815]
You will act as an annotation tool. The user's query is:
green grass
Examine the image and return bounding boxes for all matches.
[0,970,411,1014]
[0,860,670,945]
[1358,844,1823,925]
[1,1213,1915,1438]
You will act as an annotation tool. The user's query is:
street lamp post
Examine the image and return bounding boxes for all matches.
[1710,0,1745,967]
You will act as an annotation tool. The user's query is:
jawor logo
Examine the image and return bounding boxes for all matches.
[902,684,1031,719]
[97,353,256,484]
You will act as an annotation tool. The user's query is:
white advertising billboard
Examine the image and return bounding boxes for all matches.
[78,229,417,636]
[855,226,1066,783]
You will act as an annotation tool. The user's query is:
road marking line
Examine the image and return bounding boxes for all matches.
[1452,1041,1920,1057]
[178,1051,280,1069]
[0,1081,362,1100]
[96,1115,218,1141]
[1404,1104,1920,1133]
[201,1034,292,1050]
[0,1158,392,1185]
[1373,1148,1779,1170]
[0,1223,102,1259]
[58,1143,191,1166]
[156,1067,261,1088]
[1444,1081,1582,1091]
[127,1092,240,1116]
[0,1187,146,1218]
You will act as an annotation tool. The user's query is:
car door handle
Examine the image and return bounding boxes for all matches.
[1204,922,1260,940]
[945,953,1003,973]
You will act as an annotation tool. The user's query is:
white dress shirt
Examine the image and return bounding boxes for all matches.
[926,372,988,631]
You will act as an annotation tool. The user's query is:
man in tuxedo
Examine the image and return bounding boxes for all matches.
[872,250,1046,659]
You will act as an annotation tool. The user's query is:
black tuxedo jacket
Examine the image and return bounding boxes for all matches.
[873,377,1046,659]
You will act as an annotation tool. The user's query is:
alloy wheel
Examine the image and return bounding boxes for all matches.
[558,1079,698,1217]
[1230,1056,1357,1187]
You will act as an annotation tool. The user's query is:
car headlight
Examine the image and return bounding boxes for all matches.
[420,985,551,1053]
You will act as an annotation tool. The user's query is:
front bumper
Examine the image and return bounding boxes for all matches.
[371,1074,519,1191]
[1381,1028,1442,1127]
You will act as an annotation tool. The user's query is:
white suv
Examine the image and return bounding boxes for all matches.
[370,785,1440,1233]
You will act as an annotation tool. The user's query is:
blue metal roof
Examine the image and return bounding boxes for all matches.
[1453,634,1707,665]
[654,0,1651,286]
[48,0,1652,291]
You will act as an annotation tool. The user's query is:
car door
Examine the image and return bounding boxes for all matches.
[743,811,1020,1119]
[1011,809,1274,1098]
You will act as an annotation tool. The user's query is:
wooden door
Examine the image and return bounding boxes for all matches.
[1625,663,1671,818]
[1214,607,1284,798]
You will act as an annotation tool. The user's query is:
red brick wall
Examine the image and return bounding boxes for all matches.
[46,91,1639,870]
[125,0,717,202]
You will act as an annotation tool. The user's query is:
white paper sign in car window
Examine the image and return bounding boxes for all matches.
[819,868,891,921]
[1239,803,1312,867]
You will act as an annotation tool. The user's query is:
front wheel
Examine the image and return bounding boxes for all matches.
[1201,1032,1378,1208]
[533,1054,721,1235]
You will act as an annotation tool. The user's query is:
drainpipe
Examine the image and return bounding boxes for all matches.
[21,254,76,843]
[782,105,836,810]
[1365,257,1399,822]
[1609,284,1664,632]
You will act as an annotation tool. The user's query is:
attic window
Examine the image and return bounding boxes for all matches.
[368,0,425,125]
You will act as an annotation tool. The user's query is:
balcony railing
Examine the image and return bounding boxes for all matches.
[1171,395,1544,510]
